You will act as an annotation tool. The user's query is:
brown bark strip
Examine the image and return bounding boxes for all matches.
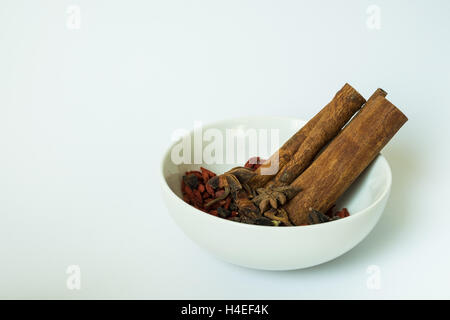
[340,88,388,130]
[248,114,320,189]
[367,88,387,104]
[267,84,366,187]
[284,95,408,226]
[249,83,365,189]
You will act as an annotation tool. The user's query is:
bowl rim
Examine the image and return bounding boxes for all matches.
[160,116,392,230]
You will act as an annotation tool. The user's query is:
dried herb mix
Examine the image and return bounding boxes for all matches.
[181,160,350,226]
[180,84,407,226]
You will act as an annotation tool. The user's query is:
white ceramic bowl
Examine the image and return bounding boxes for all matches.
[161,117,392,270]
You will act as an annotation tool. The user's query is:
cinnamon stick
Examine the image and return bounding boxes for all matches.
[340,88,388,130]
[284,95,408,225]
[249,83,365,188]
[248,116,320,188]
[367,88,387,104]
[267,84,366,187]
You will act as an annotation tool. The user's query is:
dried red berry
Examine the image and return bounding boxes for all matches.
[224,197,231,210]
[244,157,265,170]
[201,167,216,177]
[205,183,215,196]
[215,189,225,198]
[184,185,193,197]
[193,189,202,202]
[336,208,350,218]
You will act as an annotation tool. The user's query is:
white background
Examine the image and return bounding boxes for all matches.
[1,0,450,299]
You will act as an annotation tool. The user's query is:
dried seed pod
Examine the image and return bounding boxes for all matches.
[263,208,292,226]
[254,217,275,226]
[218,207,231,218]
[258,198,271,213]
[205,166,258,210]
[252,185,301,213]
[229,202,238,212]
[234,189,260,221]
[308,209,331,225]
[226,166,257,184]
[228,216,241,222]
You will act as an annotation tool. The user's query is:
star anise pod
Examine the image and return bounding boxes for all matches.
[205,166,257,208]
[263,208,292,226]
[308,208,331,225]
[252,185,301,213]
